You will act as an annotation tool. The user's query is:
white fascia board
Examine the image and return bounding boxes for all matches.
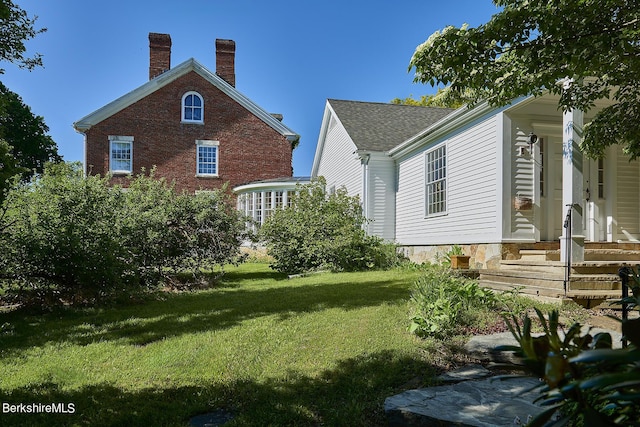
[73,58,299,143]
[310,101,334,177]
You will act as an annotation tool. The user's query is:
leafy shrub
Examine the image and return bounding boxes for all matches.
[408,266,497,338]
[258,177,404,274]
[117,172,247,287]
[0,163,246,307]
[498,305,640,426]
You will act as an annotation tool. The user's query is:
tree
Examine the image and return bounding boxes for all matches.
[0,0,46,73]
[391,88,470,109]
[0,139,25,197]
[409,0,640,159]
[0,82,61,195]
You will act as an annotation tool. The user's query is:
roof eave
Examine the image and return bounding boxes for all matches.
[387,96,530,159]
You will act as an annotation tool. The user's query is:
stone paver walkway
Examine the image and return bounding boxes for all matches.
[385,325,624,426]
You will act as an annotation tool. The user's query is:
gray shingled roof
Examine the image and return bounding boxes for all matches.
[328,99,455,152]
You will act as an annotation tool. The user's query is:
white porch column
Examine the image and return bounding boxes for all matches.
[560,107,585,262]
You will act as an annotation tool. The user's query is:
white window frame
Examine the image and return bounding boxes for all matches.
[108,135,133,174]
[425,144,447,217]
[182,91,204,123]
[196,140,219,177]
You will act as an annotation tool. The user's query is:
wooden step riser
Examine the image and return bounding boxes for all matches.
[480,274,619,291]
[481,280,622,303]
[521,254,640,262]
[480,280,564,298]
[499,263,623,275]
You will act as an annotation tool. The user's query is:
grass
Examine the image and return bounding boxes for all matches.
[0,263,449,426]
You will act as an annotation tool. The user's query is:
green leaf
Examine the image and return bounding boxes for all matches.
[570,348,640,364]
[579,372,640,391]
[525,404,563,427]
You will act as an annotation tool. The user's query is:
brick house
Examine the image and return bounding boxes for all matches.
[74,33,299,194]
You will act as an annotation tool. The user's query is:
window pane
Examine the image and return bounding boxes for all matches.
[111,141,131,172]
[197,145,217,175]
[425,145,446,215]
[183,93,203,122]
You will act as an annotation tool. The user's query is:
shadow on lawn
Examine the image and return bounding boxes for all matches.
[0,269,413,352]
[0,349,437,427]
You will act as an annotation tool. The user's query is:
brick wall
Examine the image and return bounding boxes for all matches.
[85,71,293,193]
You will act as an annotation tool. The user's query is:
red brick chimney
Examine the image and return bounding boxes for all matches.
[149,33,171,80]
[216,39,236,87]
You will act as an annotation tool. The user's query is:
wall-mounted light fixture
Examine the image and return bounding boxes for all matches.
[518,132,539,156]
[527,132,538,153]
[518,132,538,157]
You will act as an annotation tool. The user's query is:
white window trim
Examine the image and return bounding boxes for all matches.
[195,139,219,177]
[181,91,204,124]
[424,144,447,218]
[108,135,134,175]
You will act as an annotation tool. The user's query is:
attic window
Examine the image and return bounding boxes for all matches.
[182,91,203,123]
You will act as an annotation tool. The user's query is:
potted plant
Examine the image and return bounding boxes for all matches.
[447,245,470,269]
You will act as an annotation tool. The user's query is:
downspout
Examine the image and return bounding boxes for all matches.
[361,153,371,232]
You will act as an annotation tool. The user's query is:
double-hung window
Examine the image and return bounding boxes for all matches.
[109,135,133,174]
[196,140,219,177]
[182,91,203,123]
[425,144,447,216]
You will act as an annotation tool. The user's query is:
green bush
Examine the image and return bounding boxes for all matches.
[498,306,640,427]
[408,266,497,338]
[497,266,640,427]
[0,163,246,307]
[258,177,404,274]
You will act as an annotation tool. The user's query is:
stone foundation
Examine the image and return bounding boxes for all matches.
[400,243,534,269]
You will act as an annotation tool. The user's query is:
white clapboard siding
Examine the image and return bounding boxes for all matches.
[615,145,640,241]
[395,115,500,245]
[509,130,535,239]
[366,157,396,240]
[315,114,361,197]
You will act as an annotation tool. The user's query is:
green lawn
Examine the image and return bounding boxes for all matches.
[0,263,446,426]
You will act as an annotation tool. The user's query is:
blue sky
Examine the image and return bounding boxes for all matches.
[2,0,499,176]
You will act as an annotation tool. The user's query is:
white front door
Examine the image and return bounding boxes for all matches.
[584,157,607,242]
[542,136,564,241]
